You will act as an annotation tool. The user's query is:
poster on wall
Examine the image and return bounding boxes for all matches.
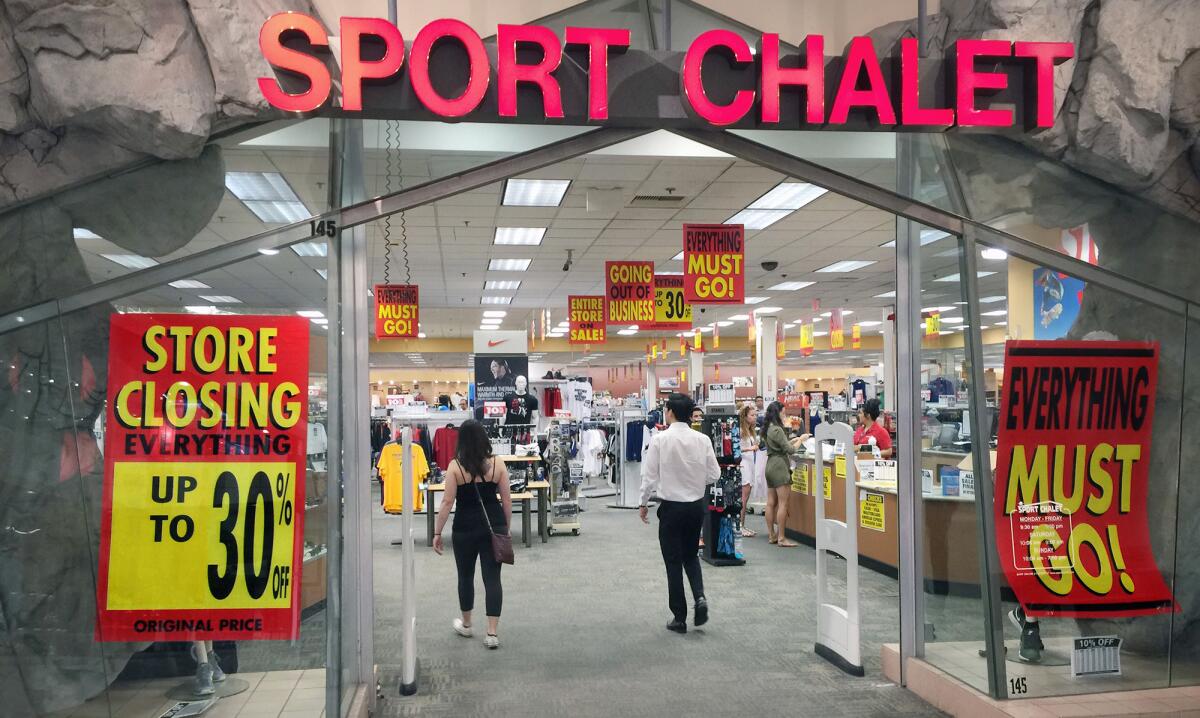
[649,274,692,329]
[568,295,605,344]
[604,260,655,325]
[374,284,419,338]
[682,223,744,304]
[97,314,309,641]
[474,354,530,407]
[994,340,1174,618]
[1033,267,1086,339]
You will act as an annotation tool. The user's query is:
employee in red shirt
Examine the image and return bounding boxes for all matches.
[853,398,893,458]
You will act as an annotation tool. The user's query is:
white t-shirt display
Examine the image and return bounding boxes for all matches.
[566,379,593,420]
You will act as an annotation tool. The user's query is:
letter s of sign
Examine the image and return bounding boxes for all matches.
[258,13,332,112]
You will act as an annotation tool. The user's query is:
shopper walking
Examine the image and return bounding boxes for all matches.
[639,393,721,633]
[432,419,513,649]
[762,401,800,547]
[737,403,759,538]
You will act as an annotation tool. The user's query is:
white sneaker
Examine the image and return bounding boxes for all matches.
[484,634,499,650]
[453,618,473,637]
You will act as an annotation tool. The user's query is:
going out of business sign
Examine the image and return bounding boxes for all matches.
[258,14,1073,130]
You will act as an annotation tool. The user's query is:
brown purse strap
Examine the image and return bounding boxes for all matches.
[471,460,498,536]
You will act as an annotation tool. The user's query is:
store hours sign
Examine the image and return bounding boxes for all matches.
[97,315,309,641]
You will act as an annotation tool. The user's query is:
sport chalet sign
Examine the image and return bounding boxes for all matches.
[258,14,1072,130]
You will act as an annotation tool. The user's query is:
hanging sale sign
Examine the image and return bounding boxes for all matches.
[604,260,654,324]
[682,223,744,304]
[650,274,692,329]
[851,324,862,349]
[374,284,419,338]
[568,295,606,344]
[926,311,941,337]
[800,323,814,357]
[994,341,1174,618]
[830,309,845,350]
[97,314,309,641]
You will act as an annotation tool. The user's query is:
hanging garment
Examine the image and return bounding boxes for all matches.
[565,379,593,420]
[543,387,563,416]
[378,442,429,513]
[580,428,607,476]
[431,426,459,469]
[307,422,328,455]
[625,421,644,461]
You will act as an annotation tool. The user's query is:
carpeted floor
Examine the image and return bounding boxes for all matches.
[371,494,947,717]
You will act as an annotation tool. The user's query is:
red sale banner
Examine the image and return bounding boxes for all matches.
[683,223,744,304]
[604,261,654,324]
[830,309,845,350]
[568,295,605,345]
[994,341,1174,618]
[375,284,419,338]
[98,315,309,641]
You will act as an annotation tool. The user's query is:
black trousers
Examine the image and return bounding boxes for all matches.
[452,522,504,617]
[657,499,706,622]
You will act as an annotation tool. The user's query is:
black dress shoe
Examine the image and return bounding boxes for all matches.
[666,619,687,634]
[694,598,709,627]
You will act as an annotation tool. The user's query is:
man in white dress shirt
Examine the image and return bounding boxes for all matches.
[639,393,721,633]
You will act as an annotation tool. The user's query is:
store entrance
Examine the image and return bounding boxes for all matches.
[361,128,959,716]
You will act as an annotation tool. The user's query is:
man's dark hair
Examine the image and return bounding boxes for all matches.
[863,398,882,421]
[665,393,695,424]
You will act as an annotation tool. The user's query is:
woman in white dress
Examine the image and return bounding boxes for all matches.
[737,403,760,537]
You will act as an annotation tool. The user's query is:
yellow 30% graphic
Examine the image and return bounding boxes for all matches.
[106,461,298,611]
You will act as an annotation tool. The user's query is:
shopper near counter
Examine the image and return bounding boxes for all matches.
[853,399,893,458]
[639,393,720,634]
[762,401,802,547]
[737,403,759,538]
[431,419,513,650]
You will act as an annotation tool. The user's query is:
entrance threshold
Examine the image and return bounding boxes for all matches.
[882,645,1200,717]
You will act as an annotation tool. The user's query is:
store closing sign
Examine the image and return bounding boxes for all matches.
[375,284,419,338]
[994,341,1174,618]
[683,224,744,303]
[98,315,309,641]
[800,323,814,357]
[605,260,654,324]
[650,274,692,329]
[568,295,605,344]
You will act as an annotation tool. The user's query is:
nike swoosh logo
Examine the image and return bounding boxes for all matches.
[487,340,506,347]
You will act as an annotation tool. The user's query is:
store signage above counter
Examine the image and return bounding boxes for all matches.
[258,14,1072,130]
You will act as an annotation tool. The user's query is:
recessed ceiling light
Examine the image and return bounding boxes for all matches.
[816,260,876,273]
[728,314,750,321]
[743,296,769,304]
[715,320,734,327]
[980,295,1006,303]
[494,227,546,246]
[981,309,1008,316]
[671,251,684,261]
[225,172,313,223]
[656,270,684,276]
[312,318,328,325]
[547,331,566,338]
[941,316,965,324]
[291,241,328,258]
[617,328,639,335]
[297,310,325,319]
[481,318,503,325]
[813,330,828,336]
[73,228,101,239]
[994,322,1007,327]
[198,295,241,303]
[489,258,532,271]
[922,305,955,313]
[981,248,1008,260]
[315,269,328,280]
[485,280,521,291]
[880,229,952,249]
[769,281,815,291]
[858,320,882,327]
[258,248,280,256]
[185,305,220,314]
[481,296,512,305]
[483,310,507,318]
[754,306,782,315]
[874,290,896,298]
[503,179,570,207]
[102,254,158,270]
[726,208,791,230]
[169,279,210,289]
[783,323,796,329]
[935,272,996,282]
[749,182,828,210]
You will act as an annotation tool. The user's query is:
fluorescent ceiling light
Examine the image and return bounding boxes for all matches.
[995,321,1007,327]
[696,326,713,333]
[481,296,513,305]
[816,260,875,273]
[980,295,1006,303]
[315,269,328,280]
[102,253,158,270]
[981,309,1008,316]
[503,178,570,207]
[485,280,521,291]
[858,320,882,327]
[198,295,240,303]
[225,172,312,223]
[813,331,828,337]
[169,279,210,289]
[258,248,280,256]
[842,310,854,316]
[754,306,783,315]
[769,281,815,291]
[726,208,790,230]
[547,331,566,337]
[481,318,503,325]
[874,290,896,299]
[73,228,101,239]
[494,227,546,246]
[743,296,769,304]
[297,310,324,319]
[617,328,638,335]
[922,306,955,313]
[935,272,996,282]
[657,270,683,276]
[489,258,532,271]
[879,229,952,248]
[671,251,685,261]
[941,316,965,324]
[312,318,328,326]
[716,321,734,327]
[483,310,507,318]
[981,248,1008,260]
[820,311,832,317]
[185,306,219,314]
[291,241,328,257]
[749,182,828,210]
[783,323,796,329]
[728,314,750,321]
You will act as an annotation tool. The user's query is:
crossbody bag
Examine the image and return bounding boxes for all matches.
[471,462,514,565]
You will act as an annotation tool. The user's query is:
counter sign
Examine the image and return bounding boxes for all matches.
[375,284,419,338]
[683,223,744,304]
[97,314,309,641]
[568,295,605,344]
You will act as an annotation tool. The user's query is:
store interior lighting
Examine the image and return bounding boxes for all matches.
[493,227,546,246]
[769,281,816,291]
[935,271,996,282]
[224,171,313,223]
[816,260,875,273]
[482,310,507,318]
[502,178,571,207]
[169,279,210,289]
[480,296,513,305]
[485,280,521,291]
[102,253,158,270]
[198,295,240,303]
[489,258,532,271]
[742,296,768,304]
[291,241,328,258]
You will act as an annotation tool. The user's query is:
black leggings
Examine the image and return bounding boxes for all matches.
[452,523,504,617]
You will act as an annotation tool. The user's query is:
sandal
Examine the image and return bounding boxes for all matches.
[768,532,778,544]
[741,528,757,538]
[778,540,799,548]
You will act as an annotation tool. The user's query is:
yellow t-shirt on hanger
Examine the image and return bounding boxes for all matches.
[378,442,430,513]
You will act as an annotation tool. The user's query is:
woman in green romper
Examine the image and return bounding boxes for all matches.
[762,401,801,547]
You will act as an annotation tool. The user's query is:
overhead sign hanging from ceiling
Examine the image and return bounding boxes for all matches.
[683,223,744,304]
[374,284,419,339]
[568,295,606,344]
[258,14,1073,130]
[649,274,692,329]
[604,261,655,325]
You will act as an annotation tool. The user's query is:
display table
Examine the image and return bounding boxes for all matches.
[424,479,550,548]
[783,451,982,590]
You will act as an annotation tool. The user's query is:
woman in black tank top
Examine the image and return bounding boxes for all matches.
[432,420,512,649]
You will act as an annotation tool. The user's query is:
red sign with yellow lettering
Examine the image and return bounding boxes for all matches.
[568,295,606,344]
[97,315,309,641]
[604,261,655,324]
[375,284,419,338]
[683,223,744,304]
